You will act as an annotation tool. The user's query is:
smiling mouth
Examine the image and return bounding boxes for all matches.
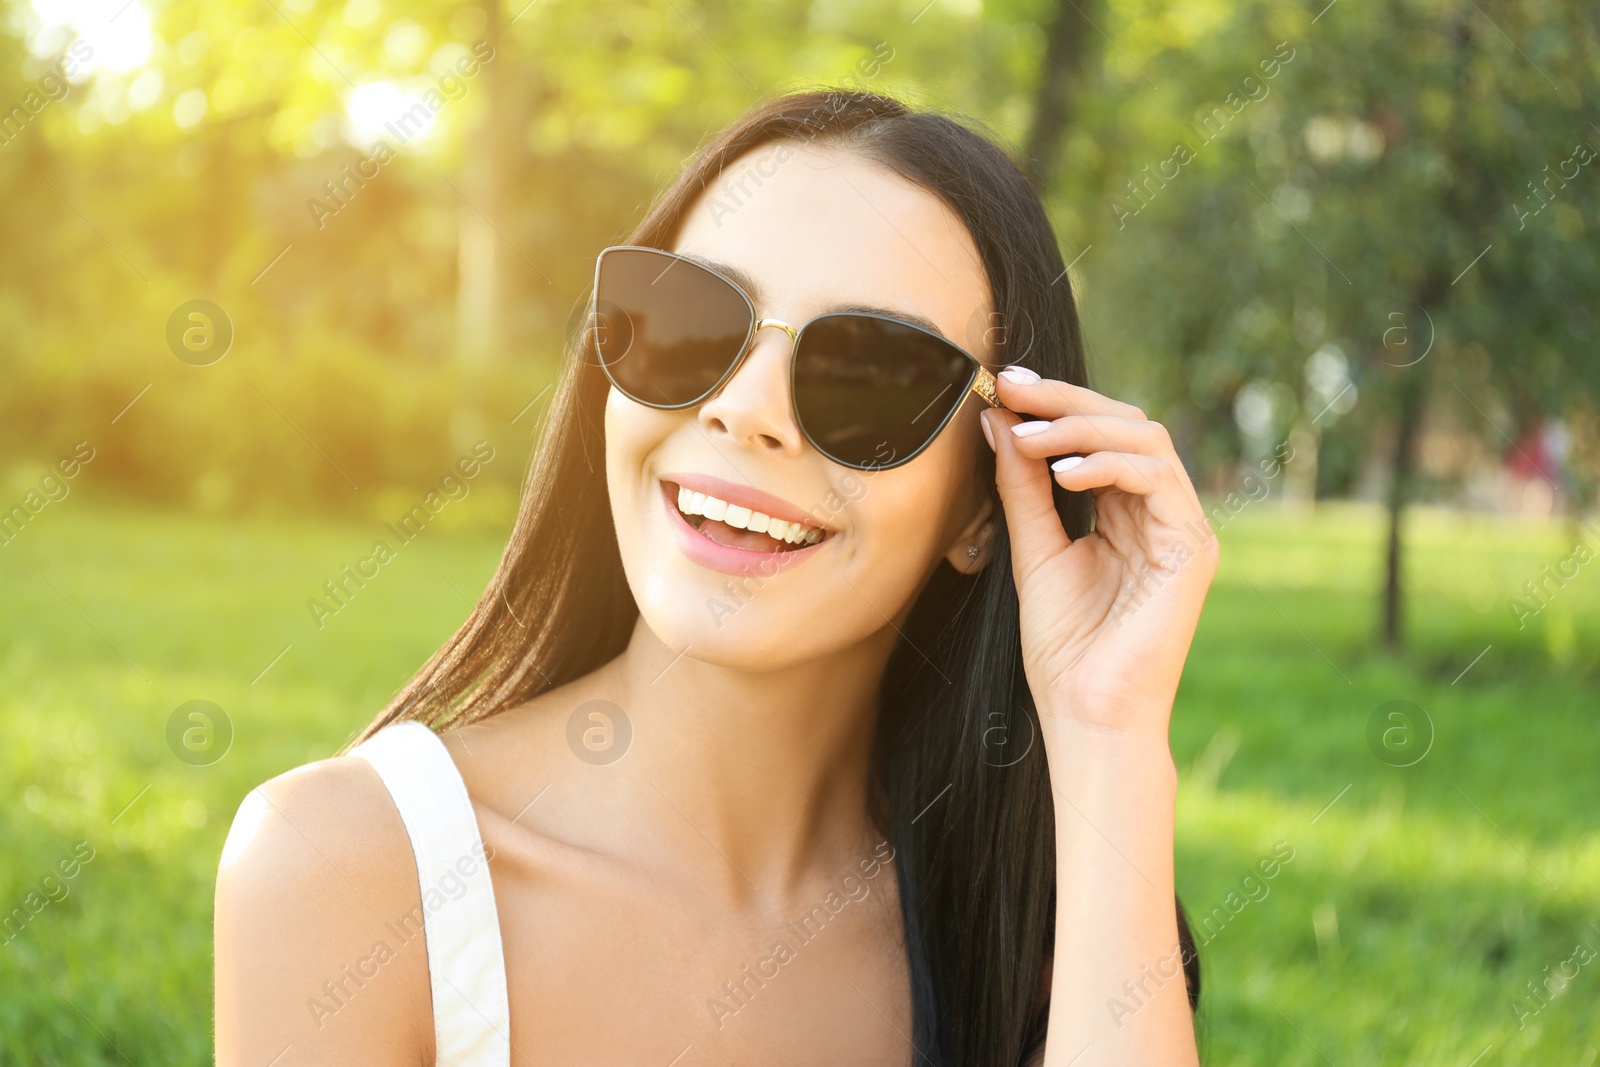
[664,482,829,554]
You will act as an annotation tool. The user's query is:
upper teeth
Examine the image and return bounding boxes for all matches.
[677,486,824,545]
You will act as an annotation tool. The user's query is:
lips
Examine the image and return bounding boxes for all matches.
[663,472,835,532]
[657,475,833,576]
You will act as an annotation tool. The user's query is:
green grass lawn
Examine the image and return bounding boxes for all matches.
[1,500,1597,1064]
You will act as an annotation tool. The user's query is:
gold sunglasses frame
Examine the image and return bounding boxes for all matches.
[593,245,1005,470]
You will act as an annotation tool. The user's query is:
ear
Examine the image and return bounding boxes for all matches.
[944,493,998,575]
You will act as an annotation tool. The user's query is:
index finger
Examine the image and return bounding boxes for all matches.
[995,365,1147,421]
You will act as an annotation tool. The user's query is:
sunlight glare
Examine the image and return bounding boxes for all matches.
[29,0,155,74]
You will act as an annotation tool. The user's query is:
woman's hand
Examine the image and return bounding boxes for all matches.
[982,366,1219,741]
[983,366,1207,1064]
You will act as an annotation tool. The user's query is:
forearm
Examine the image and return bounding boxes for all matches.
[1039,715,1198,1067]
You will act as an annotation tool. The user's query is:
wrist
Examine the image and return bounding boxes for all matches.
[1039,714,1178,792]
[1037,685,1177,743]
[1038,699,1175,755]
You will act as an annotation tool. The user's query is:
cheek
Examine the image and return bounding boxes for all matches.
[850,423,980,586]
[605,388,681,560]
[841,474,960,610]
[603,388,634,473]
[604,387,675,486]
[604,394,633,514]
[605,389,675,584]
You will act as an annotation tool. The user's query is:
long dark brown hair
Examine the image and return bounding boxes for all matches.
[355,87,1198,1065]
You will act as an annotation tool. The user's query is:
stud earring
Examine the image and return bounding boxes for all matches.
[967,543,981,560]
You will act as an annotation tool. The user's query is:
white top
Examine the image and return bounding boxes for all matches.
[351,721,511,1067]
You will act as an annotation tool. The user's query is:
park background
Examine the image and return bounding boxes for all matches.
[2,0,1598,1062]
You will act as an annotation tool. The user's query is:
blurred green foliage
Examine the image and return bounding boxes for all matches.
[2,0,1597,516]
[2,502,1596,1063]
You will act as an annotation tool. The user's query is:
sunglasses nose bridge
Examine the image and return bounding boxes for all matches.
[695,316,805,459]
[754,316,799,345]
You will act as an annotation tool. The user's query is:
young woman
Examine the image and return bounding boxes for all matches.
[215,89,1215,1067]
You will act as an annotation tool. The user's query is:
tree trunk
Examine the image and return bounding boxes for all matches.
[1022,0,1097,191]
[457,0,506,365]
[1381,363,1426,649]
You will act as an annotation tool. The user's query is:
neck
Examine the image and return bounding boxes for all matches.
[601,614,897,900]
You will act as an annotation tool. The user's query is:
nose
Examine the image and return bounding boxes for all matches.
[696,321,805,459]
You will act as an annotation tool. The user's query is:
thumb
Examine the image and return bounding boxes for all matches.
[985,408,1071,571]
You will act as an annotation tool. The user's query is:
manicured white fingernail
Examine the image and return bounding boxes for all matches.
[1010,420,1052,437]
[980,411,995,451]
[1052,455,1085,472]
[999,365,1040,384]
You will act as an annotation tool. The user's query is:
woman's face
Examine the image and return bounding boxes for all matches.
[605,141,997,669]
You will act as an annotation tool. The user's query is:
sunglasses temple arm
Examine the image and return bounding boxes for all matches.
[970,367,1005,409]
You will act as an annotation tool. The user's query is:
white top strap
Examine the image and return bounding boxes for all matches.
[351,722,511,1067]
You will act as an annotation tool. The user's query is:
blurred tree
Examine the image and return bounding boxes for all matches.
[1072,0,1600,648]
[1022,0,1099,190]
[0,0,1595,658]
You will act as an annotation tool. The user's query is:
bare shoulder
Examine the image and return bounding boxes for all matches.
[214,753,432,1066]
[217,754,417,905]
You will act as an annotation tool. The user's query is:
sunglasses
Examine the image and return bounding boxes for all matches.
[589,245,1002,472]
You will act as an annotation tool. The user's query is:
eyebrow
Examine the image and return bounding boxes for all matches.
[674,252,951,341]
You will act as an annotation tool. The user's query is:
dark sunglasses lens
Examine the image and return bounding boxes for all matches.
[793,315,977,469]
[593,249,752,407]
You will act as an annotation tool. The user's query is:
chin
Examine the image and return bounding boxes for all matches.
[629,576,850,672]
